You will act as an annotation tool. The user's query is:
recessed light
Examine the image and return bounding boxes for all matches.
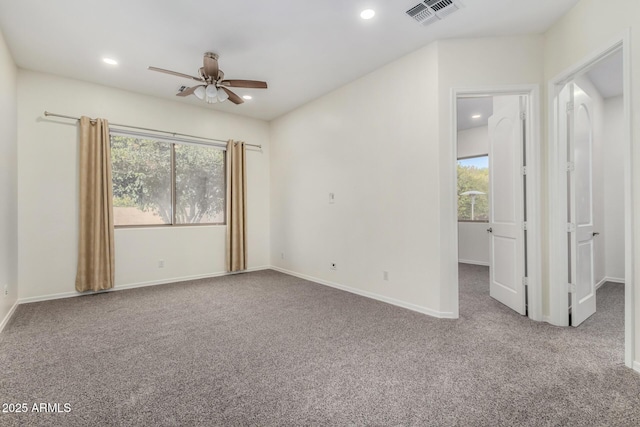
[102,57,118,65]
[242,95,253,100]
[360,9,375,20]
[472,114,482,119]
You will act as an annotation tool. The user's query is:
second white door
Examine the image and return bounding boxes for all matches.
[488,95,526,315]
[569,82,597,326]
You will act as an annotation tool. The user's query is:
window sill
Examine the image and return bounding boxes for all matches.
[115,223,226,230]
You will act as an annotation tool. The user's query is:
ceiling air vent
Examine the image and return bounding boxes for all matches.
[406,0,461,26]
[406,3,438,26]
[427,0,459,19]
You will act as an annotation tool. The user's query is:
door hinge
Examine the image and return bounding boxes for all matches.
[566,162,575,172]
[520,111,527,120]
[523,277,528,287]
[567,223,576,232]
[522,222,528,231]
[566,102,574,113]
[521,166,528,175]
[568,283,576,293]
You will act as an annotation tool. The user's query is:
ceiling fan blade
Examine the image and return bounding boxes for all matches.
[221,87,244,105]
[176,85,204,97]
[203,53,219,80]
[220,80,268,89]
[149,66,202,82]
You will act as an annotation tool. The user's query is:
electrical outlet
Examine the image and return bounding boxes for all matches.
[329,193,335,204]
[281,252,285,260]
[158,260,164,268]
[330,263,337,270]
[383,271,389,281]
[3,284,7,296]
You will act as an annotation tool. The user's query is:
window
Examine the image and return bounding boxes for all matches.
[457,155,489,222]
[110,131,225,227]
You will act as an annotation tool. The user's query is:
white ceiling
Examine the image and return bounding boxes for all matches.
[0,0,579,121]
[457,97,493,130]
[586,50,623,99]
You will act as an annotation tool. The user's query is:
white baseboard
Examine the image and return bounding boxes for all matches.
[13,264,455,322]
[0,300,19,333]
[633,361,640,375]
[596,276,625,290]
[270,266,456,319]
[458,259,489,267]
[17,265,271,305]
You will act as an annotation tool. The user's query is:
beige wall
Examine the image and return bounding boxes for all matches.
[17,70,271,300]
[458,222,490,266]
[270,42,444,316]
[603,96,625,281]
[0,29,18,327]
[457,126,489,159]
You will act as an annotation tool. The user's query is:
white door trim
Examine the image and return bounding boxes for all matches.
[450,84,542,322]
[547,30,634,368]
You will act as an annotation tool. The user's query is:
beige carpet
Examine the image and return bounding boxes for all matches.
[0,265,637,426]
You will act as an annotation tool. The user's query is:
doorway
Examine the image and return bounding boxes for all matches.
[452,87,542,321]
[548,36,633,367]
[456,97,491,268]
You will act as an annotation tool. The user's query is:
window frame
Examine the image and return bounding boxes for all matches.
[456,154,489,223]
[110,129,227,229]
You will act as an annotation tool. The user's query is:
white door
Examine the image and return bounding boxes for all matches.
[488,96,526,315]
[569,83,597,326]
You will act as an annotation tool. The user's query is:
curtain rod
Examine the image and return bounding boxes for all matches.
[43,111,262,149]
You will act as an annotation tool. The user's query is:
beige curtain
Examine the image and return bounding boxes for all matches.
[75,116,115,292]
[226,140,247,272]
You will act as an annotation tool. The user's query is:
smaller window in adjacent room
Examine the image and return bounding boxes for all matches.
[457,155,489,222]
[110,131,225,227]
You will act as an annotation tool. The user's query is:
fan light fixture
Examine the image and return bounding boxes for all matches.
[205,85,217,98]
[199,85,232,104]
[194,86,206,100]
[205,85,218,104]
[360,9,375,19]
[149,52,268,105]
[217,88,229,102]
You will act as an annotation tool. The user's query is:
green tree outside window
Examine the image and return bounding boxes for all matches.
[457,156,489,221]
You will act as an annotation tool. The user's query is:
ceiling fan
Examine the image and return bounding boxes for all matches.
[148,52,267,105]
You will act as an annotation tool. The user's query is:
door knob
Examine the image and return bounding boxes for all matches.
[487,227,493,233]
[593,232,600,237]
